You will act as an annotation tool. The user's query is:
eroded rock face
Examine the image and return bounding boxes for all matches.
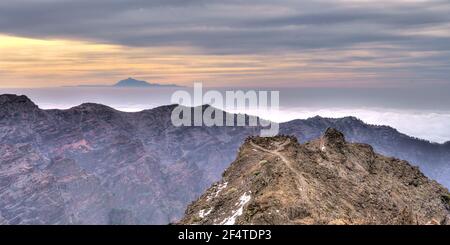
[179,130,450,225]
[1,94,449,224]
[322,128,346,149]
[0,95,259,224]
[281,117,450,189]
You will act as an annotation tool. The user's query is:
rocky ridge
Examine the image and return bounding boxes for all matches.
[179,129,450,225]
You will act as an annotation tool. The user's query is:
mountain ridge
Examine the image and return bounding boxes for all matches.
[0,93,447,145]
[179,129,450,225]
[1,94,449,224]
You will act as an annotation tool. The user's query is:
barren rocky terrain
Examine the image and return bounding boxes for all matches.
[180,129,450,225]
[1,94,449,224]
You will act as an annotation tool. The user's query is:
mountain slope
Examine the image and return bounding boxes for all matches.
[179,129,450,225]
[0,95,257,224]
[1,94,449,224]
[280,117,450,188]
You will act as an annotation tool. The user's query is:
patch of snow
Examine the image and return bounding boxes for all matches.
[321,145,326,152]
[207,182,228,201]
[220,192,252,225]
[199,208,213,218]
[252,149,258,152]
[215,182,228,197]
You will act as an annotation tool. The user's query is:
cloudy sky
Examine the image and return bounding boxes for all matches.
[0,0,449,88]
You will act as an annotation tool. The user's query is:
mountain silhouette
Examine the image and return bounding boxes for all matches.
[114,77,180,88]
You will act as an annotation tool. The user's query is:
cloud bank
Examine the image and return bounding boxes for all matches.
[261,107,450,144]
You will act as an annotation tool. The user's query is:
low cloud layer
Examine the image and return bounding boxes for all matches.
[257,107,450,144]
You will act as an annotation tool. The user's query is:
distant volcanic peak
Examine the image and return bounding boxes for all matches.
[114,77,151,87]
[113,77,180,88]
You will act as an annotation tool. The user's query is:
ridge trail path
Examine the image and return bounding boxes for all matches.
[249,139,311,200]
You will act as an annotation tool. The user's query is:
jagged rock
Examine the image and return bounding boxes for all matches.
[179,130,450,225]
[323,128,346,147]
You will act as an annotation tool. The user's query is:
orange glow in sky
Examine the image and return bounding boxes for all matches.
[0,34,395,88]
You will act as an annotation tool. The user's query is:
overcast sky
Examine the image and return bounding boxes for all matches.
[0,0,449,89]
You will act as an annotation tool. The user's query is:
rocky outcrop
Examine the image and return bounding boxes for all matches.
[281,117,450,188]
[179,130,450,225]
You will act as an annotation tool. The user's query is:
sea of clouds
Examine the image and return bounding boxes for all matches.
[238,107,450,144]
